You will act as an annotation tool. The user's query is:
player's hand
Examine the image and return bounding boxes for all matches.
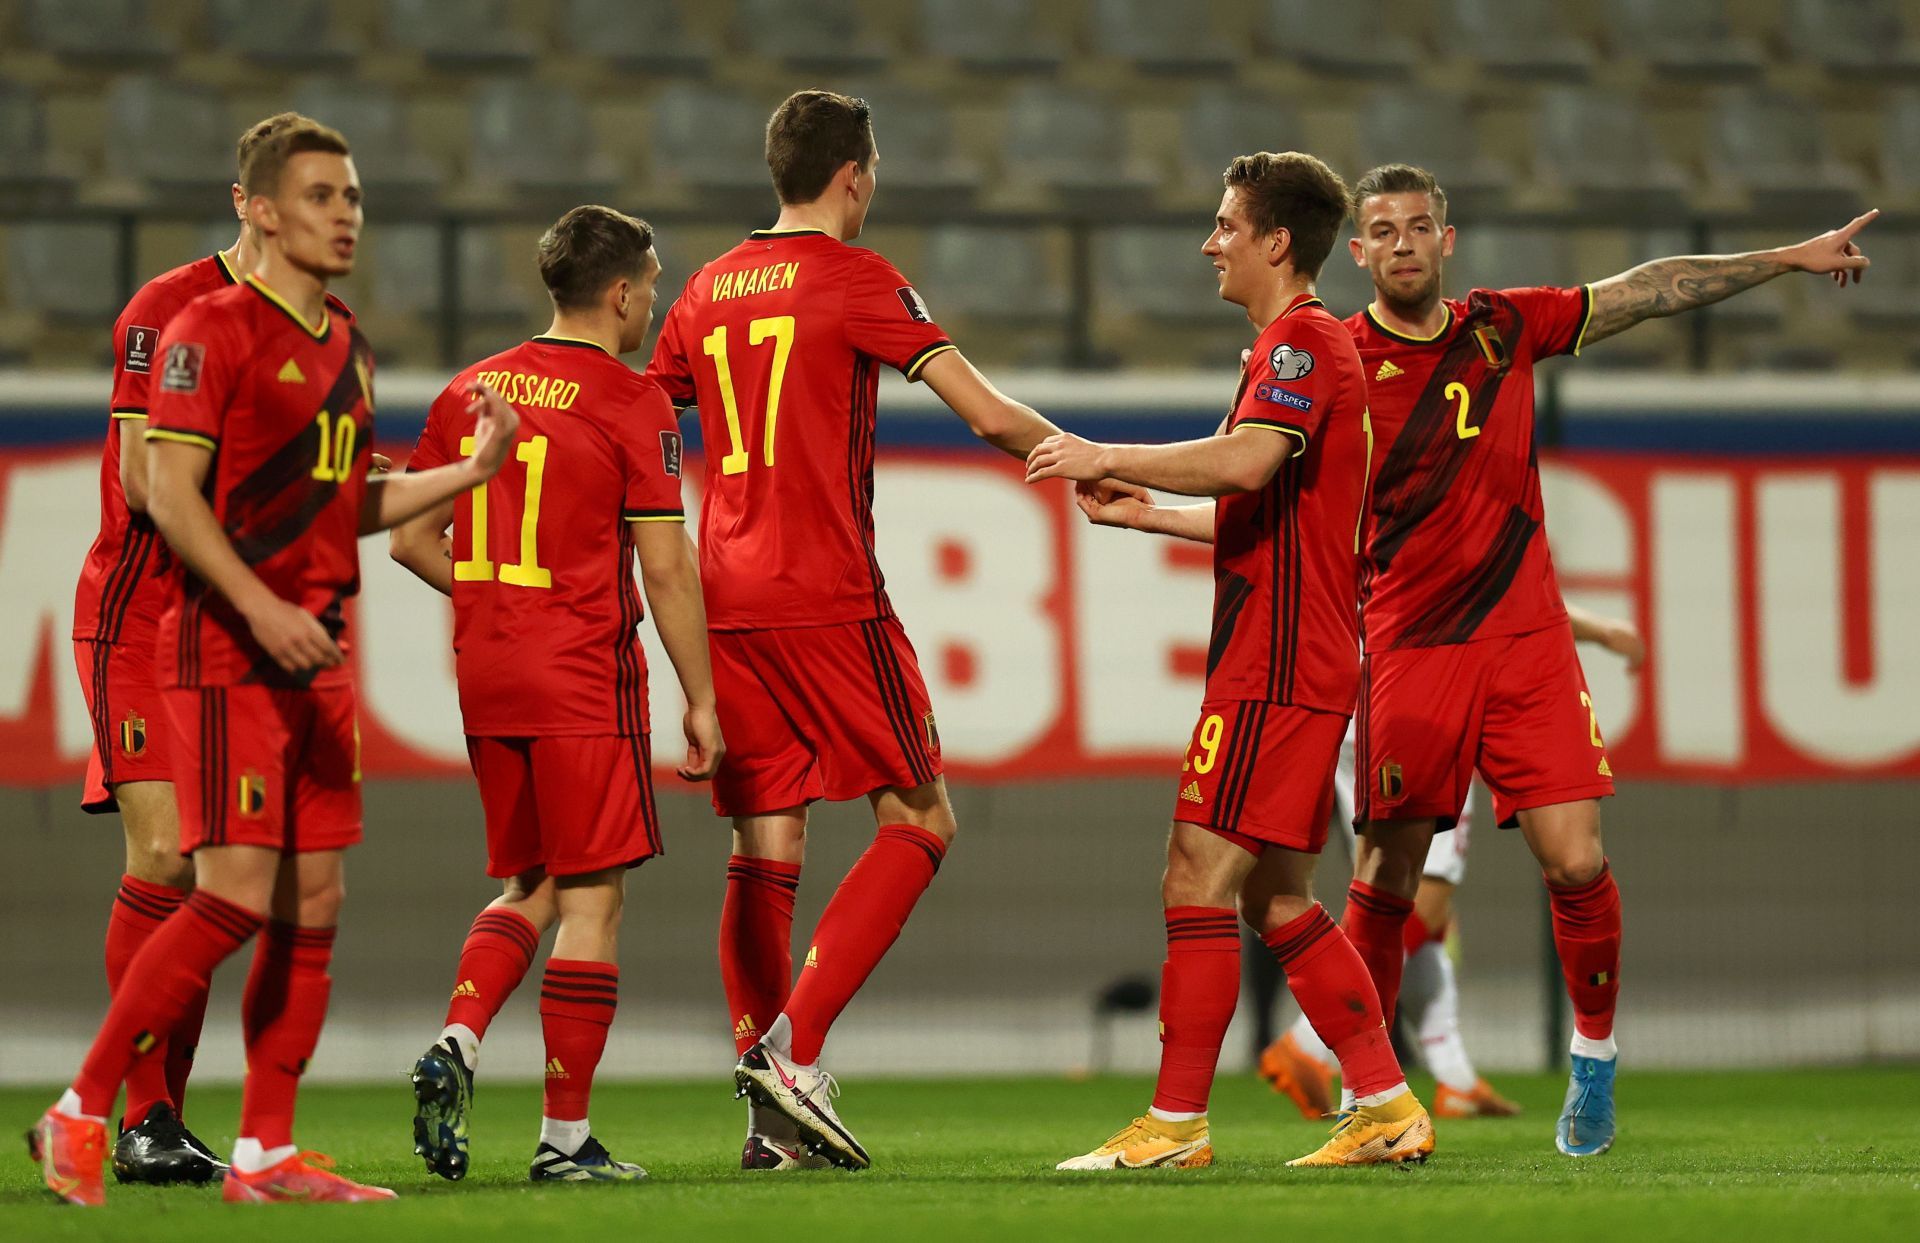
[243,595,344,676]
[1595,616,1646,672]
[1784,209,1876,285]
[1026,433,1110,484]
[1075,478,1155,529]
[369,452,393,475]
[462,380,520,479]
[677,703,725,782]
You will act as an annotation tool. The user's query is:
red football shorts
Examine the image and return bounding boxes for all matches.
[709,616,943,818]
[1171,700,1349,854]
[465,733,663,878]
[1355,620,1615,829]
[162,683,363,854]
[74,637,174,813]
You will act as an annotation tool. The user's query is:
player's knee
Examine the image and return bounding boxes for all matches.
[296,878,346,927]
[126,839,192,889]
[1541,852,1605,889]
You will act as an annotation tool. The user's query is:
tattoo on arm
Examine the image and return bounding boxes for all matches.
[1583,252,1789,346]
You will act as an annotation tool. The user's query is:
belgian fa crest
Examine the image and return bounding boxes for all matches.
[1378,762,1404,802]
[120,712,147,758]
[238,771,268,818]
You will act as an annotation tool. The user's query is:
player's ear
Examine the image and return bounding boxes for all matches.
[1441,224,1456,258]
[1349,236,1364,266]
[231,183,246,221]
[612,277,632,318]
[1269,226,1292,270]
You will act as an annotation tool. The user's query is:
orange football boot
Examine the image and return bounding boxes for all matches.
[26,1108,108,1206]
[1257,1031,1335,1120]
[222,1151,397,1203]
[1433,1078,1522,1118]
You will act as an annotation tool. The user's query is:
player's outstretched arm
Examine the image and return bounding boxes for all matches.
[360,380,519,535]
[1074,481,1216,544]
[1028,426,1292,498]
[634,522,724,782]
[1567,602,1646,672]
[147,440,343,676]
[1583,209,1877,346]
[919,349,1063,458]
[388,496,455,597]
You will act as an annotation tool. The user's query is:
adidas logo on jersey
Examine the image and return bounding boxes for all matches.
[545,1058,569,1079]
[1179,780,1204,805]
[804,946,819,969]
[1374,359,1405,381]
[277,358,306,384]
[451,979,480,1001]
[735,1014,757,1040]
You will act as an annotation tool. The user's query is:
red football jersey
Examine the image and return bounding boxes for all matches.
[72,251,239,645]
[1346,286,1593,651]
[645,228,953,629]
[1208,294,1371,715]
[146,276,375,690]
[409,336,687,737]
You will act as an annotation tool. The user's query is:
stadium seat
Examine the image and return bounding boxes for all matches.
[1177,87,1308,191]
[561,0,713,75]
[1846,230,1920,326]
[1088,0,1237,77]
[737,0,891,72]
[919,0,1065,75]
[1878,89,1920,197]
[104,78,233,200]
[1784,0,1920,78]
[293,81,446,208]
[1533,88,1688,221]
[1445,226,1578,296]
[1706,88,1866,219]
[650,83,780,203]
[387,0,537,70]
[1094,226,1231,322]
[1442,0,1594,79]
[1263,0,1420,78]
[206,0,360,68]
[1610,0,1766,80]
[25,0,174,64]
[1355,89,1511,215]
[837,84,982,209]
[1001,84,1155,203]
[921,227,1069,321]
[1314,245,1373,320]
[5,223,121,322]
[370,223,526,322]
[0,82,77,210]
[469,80,620,202]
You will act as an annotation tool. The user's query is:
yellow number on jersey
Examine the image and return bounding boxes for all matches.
[702,316,796,475]
[454,433,552,589]
[310,410,358,482]
[1448,381,1480,440]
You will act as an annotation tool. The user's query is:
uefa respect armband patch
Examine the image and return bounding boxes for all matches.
[1254,382,1313,413]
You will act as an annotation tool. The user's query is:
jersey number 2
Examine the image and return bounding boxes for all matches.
[702,317,795,476]
[455,434,552,589]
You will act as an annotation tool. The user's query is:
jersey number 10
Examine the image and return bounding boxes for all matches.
[702,316,796,476]
[455,434,552,589]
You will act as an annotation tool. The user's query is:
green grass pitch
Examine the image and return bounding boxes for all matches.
[3,1069,1917,1242]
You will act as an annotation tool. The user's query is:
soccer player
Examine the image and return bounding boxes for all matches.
[1032,151,1434,1171]
[1331,164,1874,1157]
[645,90,1067,1171]
[390,205,722,1184]
[1262,605,1645,1121]
[68,111,315,1184]
[30,118,519,1206]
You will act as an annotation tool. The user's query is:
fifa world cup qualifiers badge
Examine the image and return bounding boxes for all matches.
[159,341,206,394]
[659,430,683,479]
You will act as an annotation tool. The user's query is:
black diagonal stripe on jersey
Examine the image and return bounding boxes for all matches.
[1367,325,1515,572]
[1206,571,1254,679]
[1397,503,1540,648]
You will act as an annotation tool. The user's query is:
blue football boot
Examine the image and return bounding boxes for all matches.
[1555,1054,1617,1157]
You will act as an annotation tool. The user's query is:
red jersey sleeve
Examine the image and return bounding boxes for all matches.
[844,253,954,380]
[145,301,244,451]
[407,386,461,473]
[621,384,688,523]
[1501,284,1595,360]
[109,286,179,418]
[1227,325,1337,457]
[644,278,700,406]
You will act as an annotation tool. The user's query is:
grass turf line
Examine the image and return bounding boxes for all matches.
[3,1069,1917,1242]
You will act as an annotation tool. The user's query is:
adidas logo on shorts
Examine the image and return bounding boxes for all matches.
[1179,780,1204,805]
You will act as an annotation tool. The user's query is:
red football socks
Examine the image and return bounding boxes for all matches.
[444,906,541,1040]
[539,960,618,1121]
[239,922,335,1150]
[1265,903,1404,1099]
[720,855,802,1054]
[1150,906,1240,1115]
[1341,880,1415,1025]
[782,824,946,1065]
[1548,862,1622,1041]
[105,875,188,1123]
[1401,909,1439,957]
[74,889,263,1118]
